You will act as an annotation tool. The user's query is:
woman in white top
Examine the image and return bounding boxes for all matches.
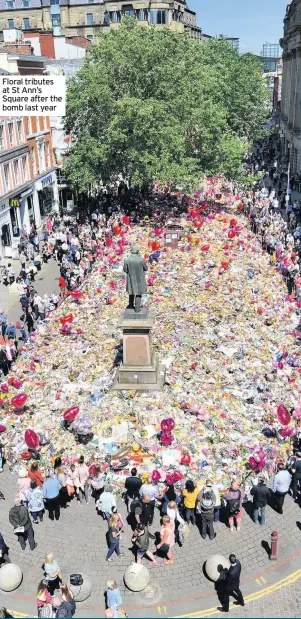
[167,501,185,526]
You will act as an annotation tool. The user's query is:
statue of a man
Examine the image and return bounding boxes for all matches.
[123,247,148,313]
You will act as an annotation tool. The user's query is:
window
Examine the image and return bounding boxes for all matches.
[6,0,14,8]
[149,9,168,25]
[36,116,40,131]
[0,125,3,150]
[103,11,110,24]
[7,122,13,147]
[40,117,45,129]
[22,0,30,7]
[50,0,59,4]
[86,13,94,25]
[38,140,44,171]
[110,11,120,23]
[137,8,147,20]
[87,35,93,41]
[10,207,19,237]
[27,117,31,134]
[123,7,135,17]
[21,155,27,181]
[17,120,22,142]
[23,17,30,29]
[13,160,18,185]
[44,142,49,168]
[30,147,35,175]
[3,164,10,192]
[7,18,14,28]
[51,15,61,27]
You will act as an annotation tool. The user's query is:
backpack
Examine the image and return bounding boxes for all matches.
[130,499,142,513]
[199,490,215,513]
[227,490,241,515]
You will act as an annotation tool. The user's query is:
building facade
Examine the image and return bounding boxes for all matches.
[0,0,202,41]
[0,114,57,257]
[280,0,301,174]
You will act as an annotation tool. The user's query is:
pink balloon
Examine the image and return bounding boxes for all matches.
[165,474,174,485]
[152,470,161,481]
[277,404,290,426]
[12,393,27,409]
[25,429,39,450]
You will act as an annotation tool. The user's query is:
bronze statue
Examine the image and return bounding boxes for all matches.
[123,247,148,313]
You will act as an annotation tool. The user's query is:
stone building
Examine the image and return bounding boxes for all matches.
[0,0,203,42]
[280,0,301,175]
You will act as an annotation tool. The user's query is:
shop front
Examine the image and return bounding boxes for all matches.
[0,197,21,259]
[35,171,59,224]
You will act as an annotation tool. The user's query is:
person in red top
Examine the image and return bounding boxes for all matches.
[58,276,66,298]
[28,462,44,488]
[37,579,53,612]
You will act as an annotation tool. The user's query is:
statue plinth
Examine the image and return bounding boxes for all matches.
[112,310,166,391]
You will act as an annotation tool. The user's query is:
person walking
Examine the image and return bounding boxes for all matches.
[139,474,159,525]
[96,485,116,521]
[106,514,124,562]
[106,581,125,616]
[28,461,44,487]
[9,497,37,551]
[43,471,62,521]
[217,554,245,613]
[156,515,175,565]
[0,533,10,564]
[54,584,76,618]
[197,481,216,540]
[223,481,246,532]
[182,480,199,525]
[250,475,270,525]
[132,523,158,566]
[37,579,53,617]
[272,463,291,514]
[26,480,44,523]
[90,464,105,503]
[0,310,7,339]
[124,467,142,512]
[133,495,154,528]
[43,553,62,596]
[77,455,90,505]
[291,452,301,501]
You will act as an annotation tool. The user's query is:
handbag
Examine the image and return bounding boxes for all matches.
[70,573,83,587]
[14,526,25,534]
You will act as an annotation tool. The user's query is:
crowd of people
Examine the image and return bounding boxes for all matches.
[0,442,297,616]
[0,153,301,616]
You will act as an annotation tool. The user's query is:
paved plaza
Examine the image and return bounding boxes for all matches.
[0,466,299,617]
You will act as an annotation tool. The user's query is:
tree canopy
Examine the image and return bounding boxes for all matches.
[64,19,269,191]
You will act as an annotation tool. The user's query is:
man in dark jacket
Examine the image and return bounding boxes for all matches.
[218,554,244,613]
[9,498,37,551]
[250,475,270,525]
[125,468,142,512]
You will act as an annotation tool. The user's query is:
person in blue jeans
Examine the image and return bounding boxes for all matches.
[250,475,270,525]
[106,515,124,562]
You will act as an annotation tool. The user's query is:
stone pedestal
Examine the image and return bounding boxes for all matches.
[205,554,230,582]
[0,564,23,592]
[124,563,150,592]
[68,573,92,601]
[112,310,166,391]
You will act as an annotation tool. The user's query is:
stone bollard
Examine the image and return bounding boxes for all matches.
[124,563,150,592]
[0,564,22,592]
[205,554,231,582]
[68,573,92,601]
[270,531,278,560]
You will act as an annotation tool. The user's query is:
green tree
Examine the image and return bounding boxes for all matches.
[64,19,269,191]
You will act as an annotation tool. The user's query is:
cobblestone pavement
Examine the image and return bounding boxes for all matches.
[0,258,60,324]
[0,467,300,617]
